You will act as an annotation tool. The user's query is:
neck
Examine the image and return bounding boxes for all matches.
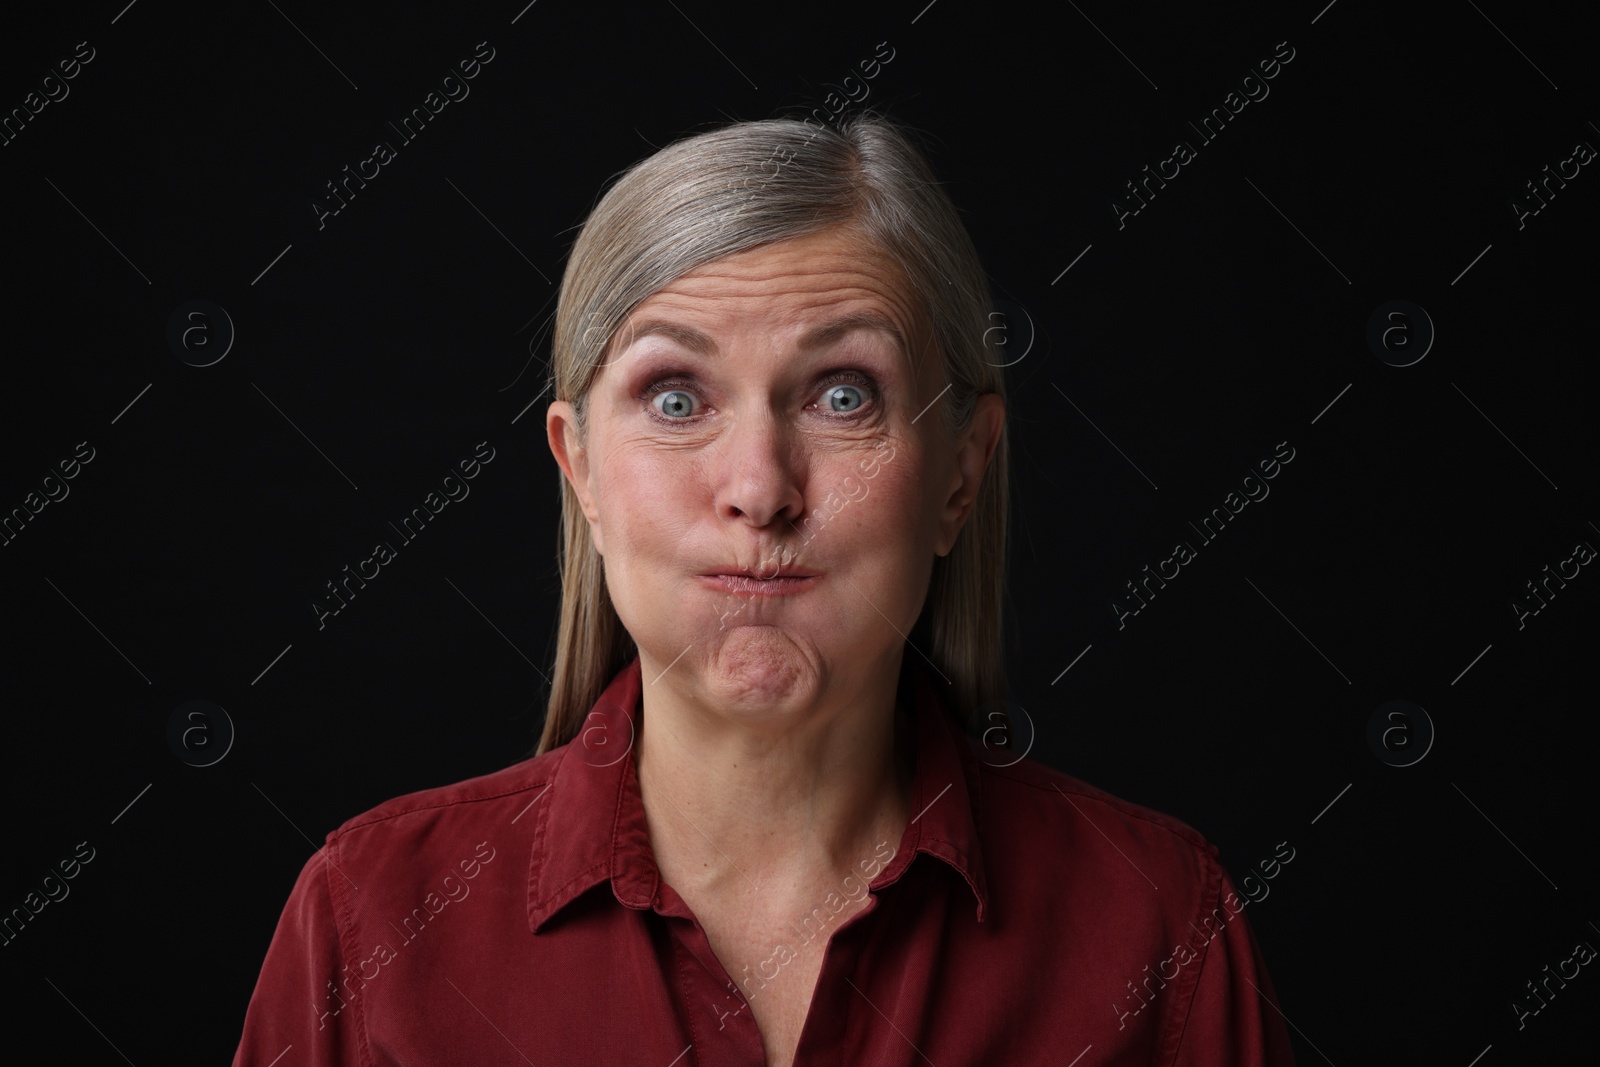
[633,649,915,904]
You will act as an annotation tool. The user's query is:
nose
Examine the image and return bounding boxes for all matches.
[713,409,806,531]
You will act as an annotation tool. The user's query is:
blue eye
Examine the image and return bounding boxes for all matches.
[824,384,865,413]
[645,374,873,423]
[652,389,699,418]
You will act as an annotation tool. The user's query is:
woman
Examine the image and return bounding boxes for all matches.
[233,114,1296,1066]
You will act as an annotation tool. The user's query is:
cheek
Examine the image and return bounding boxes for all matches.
[840,461,939,625]
[861,468,926,537]
[593,449,703,587]
[598,441,702,523]
[813,448,934,562]
[594,441,771,644]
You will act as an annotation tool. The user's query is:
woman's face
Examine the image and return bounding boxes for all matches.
[548,225,1002,726]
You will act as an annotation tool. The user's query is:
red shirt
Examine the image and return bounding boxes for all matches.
[234,656,1297,1065]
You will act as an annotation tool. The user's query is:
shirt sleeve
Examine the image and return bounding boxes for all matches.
[233,838,367,1067]
[1168,858,1298,1067]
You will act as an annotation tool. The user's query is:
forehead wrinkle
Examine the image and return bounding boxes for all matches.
[608,233,931,381]
[615,314,918,391]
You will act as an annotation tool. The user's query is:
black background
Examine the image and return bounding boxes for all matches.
[1,0,1595,1063]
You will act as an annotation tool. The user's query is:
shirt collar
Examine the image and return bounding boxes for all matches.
[527,654,990,932]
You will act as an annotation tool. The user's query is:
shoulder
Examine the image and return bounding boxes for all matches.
[981,753,1215,852]
[322,747,567,868]
[962,755,1299,1059]
[972,751,1225,911]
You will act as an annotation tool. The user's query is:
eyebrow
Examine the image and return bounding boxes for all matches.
[615,311,908,359]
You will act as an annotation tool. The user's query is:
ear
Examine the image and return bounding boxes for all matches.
[547,400,605,555]
[934,392,1005,557]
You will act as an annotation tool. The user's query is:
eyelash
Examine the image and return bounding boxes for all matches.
[639,370,879,426]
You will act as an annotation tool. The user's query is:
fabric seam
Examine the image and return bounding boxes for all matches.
[324,830,377,1067]
[1161,845,1224,1065]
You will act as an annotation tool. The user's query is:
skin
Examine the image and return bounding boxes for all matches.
[547,224,1004,1061]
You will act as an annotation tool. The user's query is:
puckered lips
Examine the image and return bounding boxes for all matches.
[695,563,820,597]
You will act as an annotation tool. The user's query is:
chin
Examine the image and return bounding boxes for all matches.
[703,626,819,709]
